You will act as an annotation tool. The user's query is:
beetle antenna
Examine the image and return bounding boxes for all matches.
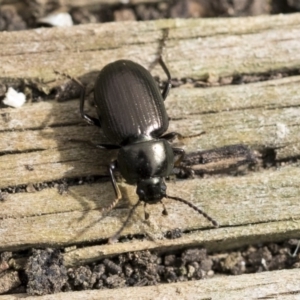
[108,201,140,244]
[165,195,219,227]
[101,196,121,214]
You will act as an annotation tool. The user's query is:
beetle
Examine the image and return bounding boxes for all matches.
[76,57,218,238]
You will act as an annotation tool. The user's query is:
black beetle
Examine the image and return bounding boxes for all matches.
[76,57,218,238]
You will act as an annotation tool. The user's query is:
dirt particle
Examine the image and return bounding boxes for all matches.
[166,228,182,239]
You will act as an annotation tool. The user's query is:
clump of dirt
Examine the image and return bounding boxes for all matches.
[1,239,297,295]
[66,248,214,292]
[212,240,300,275]
[25,249,68,295]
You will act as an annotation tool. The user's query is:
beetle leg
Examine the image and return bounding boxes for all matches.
[172,147,195,178]
[108,201,140,244]
[68,139,120,150]
[161,201,168,216]
[78,80,101,127]
[158,57,172,100]
[161,131,205,142]
[161,132,180,142]
[172,147,185,166]
[102,161,122,213]
[144,203,150,220]
[95,144,121,150]
[55,70,101,127]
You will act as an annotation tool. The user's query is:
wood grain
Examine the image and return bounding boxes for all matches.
[0,13,299,249]
[0,14,300,298]
[1,164,299,252]
[1,14,300,85]
[1,74,299,188]
[1,268,299,299]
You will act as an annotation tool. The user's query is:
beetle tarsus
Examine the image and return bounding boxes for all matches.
[108,201,140,243]
[161,201,168,216]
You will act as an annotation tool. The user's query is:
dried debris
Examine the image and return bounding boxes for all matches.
[1,239,299,296]
[25,249,68,295]
[0,252,21,294]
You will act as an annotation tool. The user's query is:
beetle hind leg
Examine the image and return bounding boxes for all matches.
[55,70,101,127]
[161,131,206,142]
[78,81,101,127]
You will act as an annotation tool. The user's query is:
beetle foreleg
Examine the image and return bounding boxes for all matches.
[102,161,122,214]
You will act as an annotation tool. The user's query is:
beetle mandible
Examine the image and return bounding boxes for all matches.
[77,57,218,237]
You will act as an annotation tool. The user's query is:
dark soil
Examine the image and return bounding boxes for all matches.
[0,239,299,295]
[0,0,300,32]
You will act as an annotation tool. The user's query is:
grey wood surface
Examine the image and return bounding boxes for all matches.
[0,13,300,298]
[1,269,300,299]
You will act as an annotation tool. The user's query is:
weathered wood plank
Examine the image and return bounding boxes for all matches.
[62,219,300,267]
[0,15,299,251]
[0,101,81,130]
[1,268,299,300]
[1,75,300,130]
[0,146,109,188]
[1,165,299,251]
[1,14,300,85]
[0,16,299,252]
[1,103,299,154]
[0,14,300,297]
[1,100,299,188]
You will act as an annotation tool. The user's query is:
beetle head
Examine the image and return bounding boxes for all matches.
[136,177,166,203]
